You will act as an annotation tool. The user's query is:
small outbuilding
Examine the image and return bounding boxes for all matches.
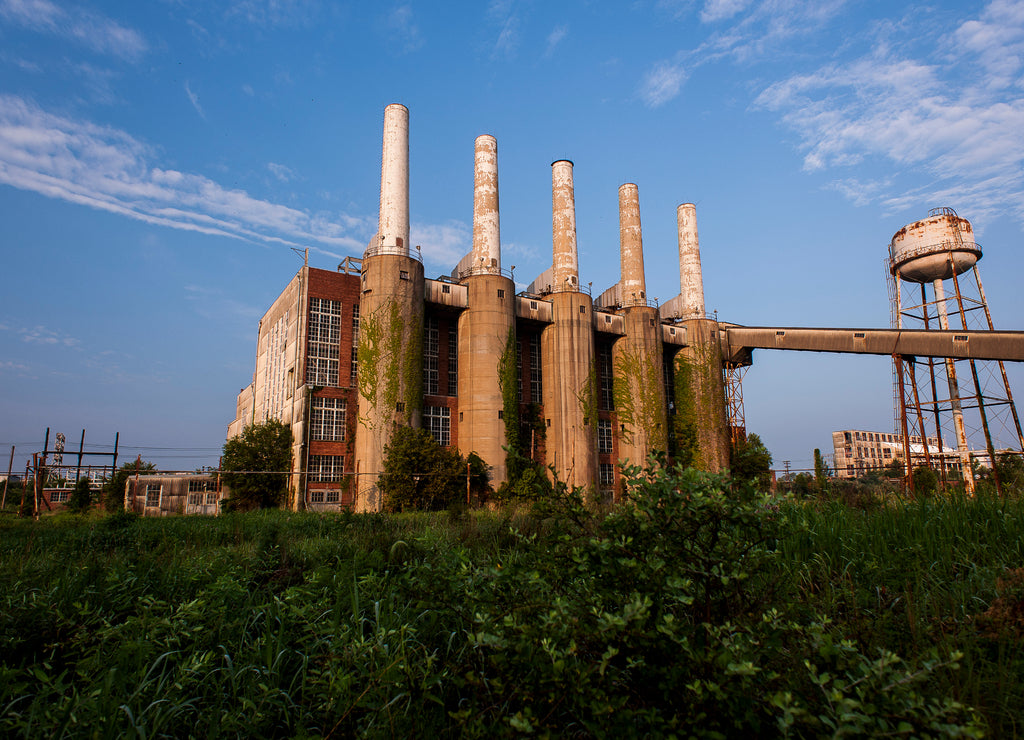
[125,475,225,516]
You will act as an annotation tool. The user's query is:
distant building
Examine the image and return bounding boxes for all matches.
[831,429,961,478]
[125,474,223,517]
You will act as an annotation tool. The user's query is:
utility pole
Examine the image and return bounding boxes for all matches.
[2,445,13,510]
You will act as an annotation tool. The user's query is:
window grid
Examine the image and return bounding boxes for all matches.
[308,455,344,482]
[598,419,613,454]
[448,326,458,396]
[599,462,615,487]
[307,297,341,386]
[516,339,523,403]
[530,335,542,404]
[311,397,347,441]
[188,479,216,493]
[145,484,161,507]
[424,316,439,395]
[424,406,451,446]
[598,344,613,411]
[350,304,360,386]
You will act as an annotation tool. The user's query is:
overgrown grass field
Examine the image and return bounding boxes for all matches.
[1,469,1022,737]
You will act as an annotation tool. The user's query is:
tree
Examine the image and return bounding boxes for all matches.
[221,419,293,510]
[103,458,156,512]
[813,448,829,492]
[67,477,92,513]
[378,426,489,512]
[730,433,773,491]
[884,458,905,479]
[912,465,938,497]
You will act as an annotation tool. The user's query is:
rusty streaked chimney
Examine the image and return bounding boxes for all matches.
[619,183,646,306]
[677,203,705,317]
[551,160,579,289]
[472,134,500,272]
[378,103,409,254]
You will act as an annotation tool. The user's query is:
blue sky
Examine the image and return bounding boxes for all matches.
[1,0,1022,473]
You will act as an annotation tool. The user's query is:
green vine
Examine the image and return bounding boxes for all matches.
[576,361,599,432]
[497,327,520,455]
[357,299,423,432]
[673,340,722,471]
[613,346,666,453]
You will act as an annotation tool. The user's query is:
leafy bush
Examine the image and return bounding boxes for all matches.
[378,426,489,512]
[221,419,293,510]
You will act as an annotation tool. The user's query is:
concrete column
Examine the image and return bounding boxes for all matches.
[613,183,666,472]
[677,203,705,318]
[472,135,501,272]
[355,104,424,511]
[458,134,515,486]
[672,203,728,472]
[619,184,646,307]
[542,160,595,491]
[551,160,580,290]
[933,279,974,494]
[378,103,409,255]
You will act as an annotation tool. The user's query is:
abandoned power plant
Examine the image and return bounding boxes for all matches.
[227,103,1024,511]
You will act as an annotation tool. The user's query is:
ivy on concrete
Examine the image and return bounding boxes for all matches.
[357,299,423,433]
[673,340,723,472]
[497,327,520,457]
[612,345,666,453]
[576,362,598,433]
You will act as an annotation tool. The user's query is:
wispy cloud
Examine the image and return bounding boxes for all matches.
[488,0,519,59]
[753,1,1024,223]
[639,61,688,107]
[267,162,295,182]
[184,81,206,119]
[544,24,568,57]
[0,0,147,60]
[699,0,751,23]
[387,4,424,53]
[226,0,320,27]
[17,325,80,347]
[0,94,370,253]
[412,220,471,273]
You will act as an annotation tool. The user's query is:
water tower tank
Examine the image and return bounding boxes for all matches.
[890,207,981,283]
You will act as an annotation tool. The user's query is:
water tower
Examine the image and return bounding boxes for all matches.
[888,207,1024,493]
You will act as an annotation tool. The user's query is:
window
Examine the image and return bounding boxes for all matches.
[308,455,344,482]
[598,419,613,454]
[498,289,505,298]
[188,479,215,493]
[188,492,202,505]
[579,305,586,314]
[205,492,218,505]
[530,334,542,404]
[442,284,450,294]
[598,344,613,411]
[307,297,341,386]
[51,489,71,503]
[310,489,325,504]
[312,397,346,441]
[424,406,451,446]
[516,339,523,403]
[448,326,458,396]
[325,490,340,504]
[145,484,161,507]
[400,270,409,280]
[530,300,537,310]
[350,304,360,385]
[599,463,615,487]
[424,316,439,395]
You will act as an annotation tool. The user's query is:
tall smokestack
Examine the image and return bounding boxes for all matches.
[378,103,409,254]
[472,135,500,272]
[619,183,646,306]
[551,160,579,289]
[677,203,705,317]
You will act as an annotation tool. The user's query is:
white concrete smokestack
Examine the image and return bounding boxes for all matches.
[551,160,579,289]
[472,135,500,272]
[378,103,409,255]
[619,183,646,306]
[677,203,705,317]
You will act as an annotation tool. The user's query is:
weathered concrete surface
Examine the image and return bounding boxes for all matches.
[471,135,501,273]
[619,184,647,307]
[677,204,705,318]
[543,291,597,490]
[551,160,580,291]
[376,104,409,255]
[676,318,730,472]
[721,326,1024,363]
[614,307,667,468]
